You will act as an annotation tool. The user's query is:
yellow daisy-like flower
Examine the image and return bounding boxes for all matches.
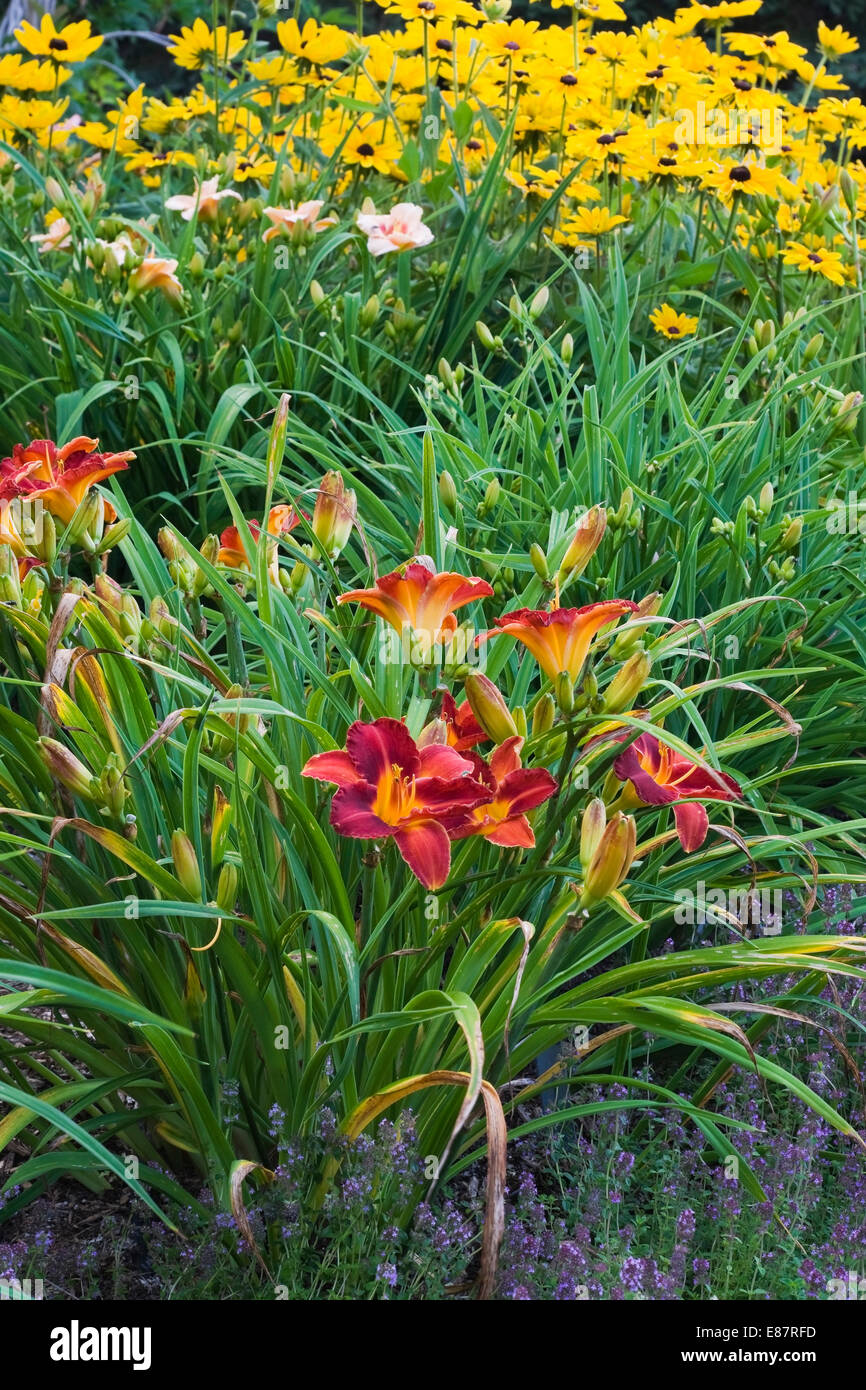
[561,205,629,236]
[703,159,781,200]
[817,23,859,61]
[649,304,700,339]
[781,241,847,287]
[14,15,102,64]
[686,2,761,22]
[167,19,247,71]
[0,54,71,91]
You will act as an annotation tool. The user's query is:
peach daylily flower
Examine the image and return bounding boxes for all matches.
[31,215,72,254]
[130,253,183,303]
[355,202,433,257]
[164,177,241,222]
[262,202,337,241]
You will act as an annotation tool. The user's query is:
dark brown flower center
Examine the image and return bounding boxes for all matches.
[356,142,375,157]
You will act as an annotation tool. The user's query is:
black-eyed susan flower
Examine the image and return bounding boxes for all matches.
[14,15,102,64]
[781,240,847,287]
[817,23,859,61]
[167,19,246,71]
[649,303,700,338]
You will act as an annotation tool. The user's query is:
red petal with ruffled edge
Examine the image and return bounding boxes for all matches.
[301,750,363,787]
[416,742,477,780]
[614,745,679,806]
[497,767,558,815]
[346,717,418,784]
[674,802,710,852]
[393,819,452,889]
[485,815,536,849]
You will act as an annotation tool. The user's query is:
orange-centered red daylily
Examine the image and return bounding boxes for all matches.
[302,717,489,889]
[483,599,638,683]
[611,731,742,852]
[218,504,306,576]
[0,437,134,527]
[338,556,493,647]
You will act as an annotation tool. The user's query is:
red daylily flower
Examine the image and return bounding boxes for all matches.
[218,504,306,571]
[483,599,638,682]
[0,437,134,526]
[457,736,558,847]
[429,689,488,752]
[337,557,493,648]
[611,732,742,852]
[302,717,489,889]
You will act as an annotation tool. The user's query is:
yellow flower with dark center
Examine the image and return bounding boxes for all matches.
[167,19,246,71]
[561,205,629,237]
[649,303,700,339]
[14,15,102,64]
[782,240,847,287]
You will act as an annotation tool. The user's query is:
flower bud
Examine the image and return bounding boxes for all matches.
[579,797,607,871]
[603,650,652,713]
[779,517,803,550]
[558,504,607,584]
[529,542,549,581]
[476,320,497,352]
[464,672,518,744]
[216,863,239,912]
[529,286,549,320]
[582,812,636,905]
[438,469,458,513]
[561,332,574,365]
[803,332,823,363]
[39,738,96,799]
[313,471,357,560]
[171,829,202,900]
[555,671,574,715]
[758,482,774,515]
[532,692,556,737]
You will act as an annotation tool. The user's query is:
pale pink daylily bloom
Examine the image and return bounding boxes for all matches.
[262,202,337,241]
[355,202,433,257]
[131,253,183,303]
[165,177,241,222]
[31,216,72,254]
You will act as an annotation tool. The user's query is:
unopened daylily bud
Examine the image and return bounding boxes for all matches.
[313,471,357,560]
[582,812,636,905]
[834,391,863,434]
[803,333,823,363]
[359,293,379,328]
[171,829,202,899]
[758,482,774,516]
[39,738,96,799]
[216,862,239,912]
[555,671,574,715]
[779,517,803,550]
[438,469,458,513]
[476,320,497,352]
[610,591,662,658]
[99,518,131,553]
[561,332,574,365]
[532,692,556,737]
[513,704,528,740]
[0,544,21,604]
[604,650,652,713]
[529,286,549,320]
[579,797,607,871]
[482,478,500,514]
[438,357,456,391]
[530,542,549,581]
[558,505,606,583]
[608,487,634,531]
[211,786,233,864]
[98,752,129,817]
[464,672,518,744]
[310,279,326,306]
[68,492,105,549]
